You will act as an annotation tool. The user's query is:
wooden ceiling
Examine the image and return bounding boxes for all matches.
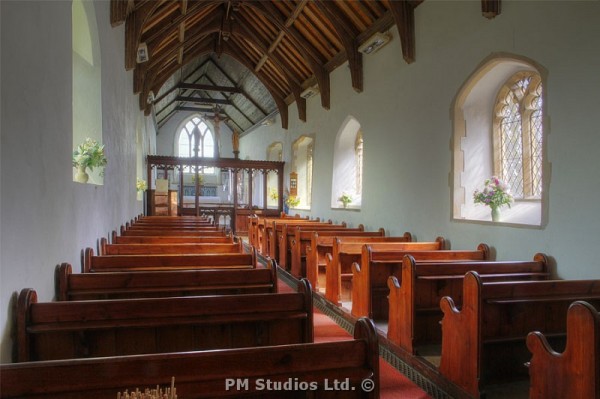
[110,0,500,132]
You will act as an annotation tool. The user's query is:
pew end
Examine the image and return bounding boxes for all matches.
[527,301,600,399]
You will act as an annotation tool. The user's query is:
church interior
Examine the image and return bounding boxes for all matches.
[1,1,599,398]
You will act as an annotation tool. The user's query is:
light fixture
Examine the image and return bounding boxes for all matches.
[358,32,391,55]
[137,42,149,63]
[300,86,320,99]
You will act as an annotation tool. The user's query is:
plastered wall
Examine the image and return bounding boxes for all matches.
[0,1,155,362]
[240,1,600,279]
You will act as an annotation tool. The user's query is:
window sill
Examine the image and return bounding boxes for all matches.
[331,206,361,212]
[456,201,543,228]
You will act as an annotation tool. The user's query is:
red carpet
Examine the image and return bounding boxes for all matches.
[279,278,432,399]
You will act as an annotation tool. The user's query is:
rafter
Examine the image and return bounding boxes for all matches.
[245,1,330,110]
[176,96,232,105]
[125,1,164,70]
[389,0,416,64]
[178,83,241,93]
[314,0,363,92]
[482,0,501,19]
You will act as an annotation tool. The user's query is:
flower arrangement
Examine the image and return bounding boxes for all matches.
[72,138,108,174]
[473,176,514,210]
[269,187,279,200]
[285,195,301,208]
[136,178,147,193]
[338,193,353,208]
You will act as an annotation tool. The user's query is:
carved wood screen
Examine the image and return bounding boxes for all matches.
[146,155,284,232]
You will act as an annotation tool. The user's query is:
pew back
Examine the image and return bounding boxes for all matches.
[307,233,412,291]
[57,261,278,301]
[439,272,600,398]
[325,239,449,305]
[385,253,548,354]
[2,318,378,399]
[17,279,313,363]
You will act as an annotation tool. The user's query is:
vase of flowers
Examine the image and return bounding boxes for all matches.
[473,176,514,222]
[285,195,301,209]
[338,193,353,208]
[136,178,147,193]
[72,138,107,183]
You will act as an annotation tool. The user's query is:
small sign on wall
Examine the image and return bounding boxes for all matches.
[289,172,298,197]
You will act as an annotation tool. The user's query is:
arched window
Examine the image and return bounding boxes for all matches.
[451,55,547,226]
[72,0,102,184]
[177,116,215,173]
[291,136,314,209]
[266,142,283,208]
[494,73,543,199]
[331,117,363,209]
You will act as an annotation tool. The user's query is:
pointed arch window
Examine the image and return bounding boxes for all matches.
[494,73,543,199]
[331,117,363,209]
[177,116,215,173]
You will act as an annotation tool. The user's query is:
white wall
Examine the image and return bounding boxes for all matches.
[0,1,155,362]
[241,1,600,279]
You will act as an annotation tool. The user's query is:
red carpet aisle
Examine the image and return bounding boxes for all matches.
[279,279,432,399]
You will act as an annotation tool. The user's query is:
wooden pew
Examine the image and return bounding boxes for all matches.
[527,300,600,399]
[290,228,385,279]
[276,222,359,270]
[255,214,310,255]
[111,232,234,244]
[260,217,321,257]
[325,238,448,305]
[267,220,335,261]
[120,228,227,237]
[385,253,549,355]
[352,243,489,319]
[306,233,412,292]
[99,237,243,255]
[2,318,379,399]
[57,261,278,301]
[83,247,257,273]
[16,279,313,363]
[439,272,600,398]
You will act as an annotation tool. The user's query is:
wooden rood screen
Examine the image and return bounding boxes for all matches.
[146,155,285,233]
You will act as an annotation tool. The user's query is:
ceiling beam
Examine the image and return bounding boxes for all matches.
[208,57,269,116]
[110,0,128,26]
[389,0,416,64]
[246,1,330,110]
[175,106,228,117]
[176,96,232,105]
[233,23,306,121]
[223,42,288,129]
[314,0,363,93]
[204,75,257,126]
[177,83,241,93]
[482,0,501,19]
[125,1,162,70]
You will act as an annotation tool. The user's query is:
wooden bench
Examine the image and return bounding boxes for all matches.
[306,233,412,292]
[57,260,278,301]
[289,228,385,279]
[83,247,258,273]
[439,272,600,398]
[351,242,489,319]
[527,300,600,399]
[99,237,244,255]
[120,228,227,237]
[16,279,313,363]
[111,231,235,244]
[267,220,335,261]
[276,222,359,270]
[2,318,378,399]
[325,238,446,305]
[254,215,310,254]
[385,253,548,354]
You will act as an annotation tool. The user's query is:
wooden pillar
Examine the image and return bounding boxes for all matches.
[194,163,199,217]
[178,165,184,216]
[146,162,152,216]
[248,170,253,209]
[232,169,238,233]
[263,171,268,211]
[278,168,284,214]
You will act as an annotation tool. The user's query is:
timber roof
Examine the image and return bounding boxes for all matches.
[110,0,500,132]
